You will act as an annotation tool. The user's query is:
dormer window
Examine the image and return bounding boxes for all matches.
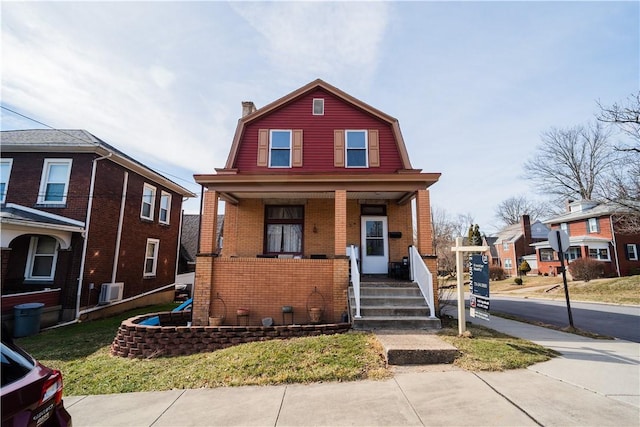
[269,130,292,167]
[313,98,324,115]
[346,130,368,167]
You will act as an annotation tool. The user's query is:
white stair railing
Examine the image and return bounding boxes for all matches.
[348,245,362,319]
[409,245,436,318]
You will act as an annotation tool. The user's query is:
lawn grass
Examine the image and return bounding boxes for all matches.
[438,319,559,371]
[460,275,640,305]
[17,303,560,395]
[17,303,389,395]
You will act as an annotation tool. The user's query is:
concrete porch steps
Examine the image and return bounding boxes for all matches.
[348,280,442,331]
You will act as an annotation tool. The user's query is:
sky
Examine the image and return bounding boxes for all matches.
[1,1,638,234]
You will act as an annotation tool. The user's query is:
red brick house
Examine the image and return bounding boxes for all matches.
[491,215,549,276]
[192,79,441,327]
[532,200,640,277]
[1,130,195,328]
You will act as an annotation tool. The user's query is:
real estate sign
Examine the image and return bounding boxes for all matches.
[469,254,490,320]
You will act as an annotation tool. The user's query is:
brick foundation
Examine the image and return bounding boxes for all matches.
[110,310,351,359]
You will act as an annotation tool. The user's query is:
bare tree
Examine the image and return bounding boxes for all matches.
[595,92,640,228]
[494,195,555,226]
[597,91,640,152]
[431,208,474,275]
[523,122,617,202]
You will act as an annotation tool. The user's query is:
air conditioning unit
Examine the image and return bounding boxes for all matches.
[98,282,124,305]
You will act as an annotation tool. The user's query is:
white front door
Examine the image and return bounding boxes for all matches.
[361,216,389,274]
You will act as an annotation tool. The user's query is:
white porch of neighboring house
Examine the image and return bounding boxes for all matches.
[1,203,85,326]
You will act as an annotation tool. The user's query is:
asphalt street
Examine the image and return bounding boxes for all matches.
[485,296,640,342]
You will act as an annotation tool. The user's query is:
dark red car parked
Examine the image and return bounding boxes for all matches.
[1,324,72,427]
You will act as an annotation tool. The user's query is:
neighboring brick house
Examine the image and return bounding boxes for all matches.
[1,130,195,327]
[491,215,549,276]
[192,79,440,326]
[532,200,640,277]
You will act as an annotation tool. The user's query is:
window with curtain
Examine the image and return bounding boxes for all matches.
[264,206,303,254]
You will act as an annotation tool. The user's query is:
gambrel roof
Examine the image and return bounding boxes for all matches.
[222,79,414,171]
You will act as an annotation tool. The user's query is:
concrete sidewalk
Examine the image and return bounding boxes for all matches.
[64,314,640,426]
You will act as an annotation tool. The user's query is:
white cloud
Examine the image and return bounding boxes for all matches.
[149,66,175,89]
[230,2,389,86]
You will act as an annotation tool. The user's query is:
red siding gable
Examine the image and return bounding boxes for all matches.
[233,88,405,173]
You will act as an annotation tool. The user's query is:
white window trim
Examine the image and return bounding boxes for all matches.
[345,130,368,168]
[269,130,292,168]
[140,183,157,220]
[144,238,160,277]
[628,244,638,261]
[560,223,568,235]
[540,248,555,261]
[504,258,512,269]
[565,247,581,261]
[24,236,59,281]
[502,242,509,251]
[588,247,610,261]
[37,159,72,205]
[0,158,13,203]
[588,218,599,233]
[159,191,171,225]
[312,98,324,115]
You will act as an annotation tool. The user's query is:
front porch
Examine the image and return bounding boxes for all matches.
[192,178,439,328]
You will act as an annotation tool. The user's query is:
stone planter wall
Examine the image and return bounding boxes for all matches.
[110,311,351,359]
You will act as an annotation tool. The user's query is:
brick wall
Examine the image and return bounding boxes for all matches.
[207,257,339,325]
[110,310,351,359]
[81,160,183,306]
[1,152,93,222]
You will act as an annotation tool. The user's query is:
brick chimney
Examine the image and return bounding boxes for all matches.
[242,101,256,117]
[521,215,532,246]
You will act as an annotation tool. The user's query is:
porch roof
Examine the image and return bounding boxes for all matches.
[1,203,85,249]
[193,172,441,204]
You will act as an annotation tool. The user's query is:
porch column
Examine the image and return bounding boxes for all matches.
[415,189,438,311]
[334,190,347,256]
[415,189,433,255]
[199,188,219,255]
[193,188,218,326]
[333,189,348,323]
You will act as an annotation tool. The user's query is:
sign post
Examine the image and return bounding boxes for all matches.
[451,237,489,336]
[548,230,574,328]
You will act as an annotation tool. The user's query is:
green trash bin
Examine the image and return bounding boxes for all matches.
[13,303,45,338]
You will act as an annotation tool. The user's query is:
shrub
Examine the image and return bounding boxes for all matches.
[489,267,506,281]
[568,258,604,282]
[514,277,523,285]
[518,260,531,276]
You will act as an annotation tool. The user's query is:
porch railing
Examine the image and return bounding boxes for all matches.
[348,245,362,318]
[409,245,436,318]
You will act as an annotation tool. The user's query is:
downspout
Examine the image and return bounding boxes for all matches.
[175,207,184,281]
[111,171,129,283]
[76,152,112,320]
[610,214,621,277]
